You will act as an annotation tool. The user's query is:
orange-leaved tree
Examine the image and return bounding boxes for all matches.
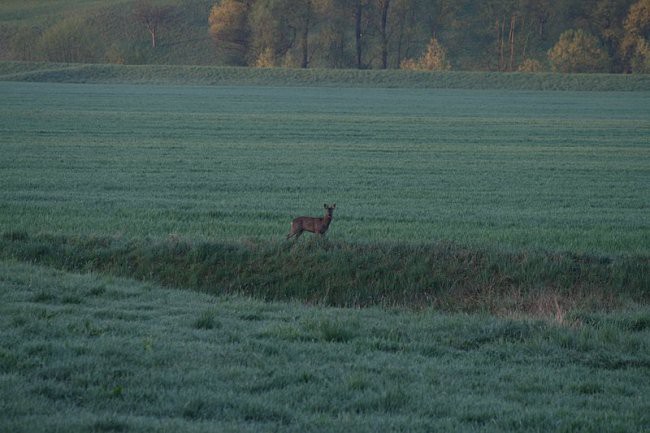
[620,0,650,72]
[400,37,451,71]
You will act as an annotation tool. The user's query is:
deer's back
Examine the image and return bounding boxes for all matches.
[293,216,323,232]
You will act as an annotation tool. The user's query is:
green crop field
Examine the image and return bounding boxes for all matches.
[1,66,649,431]
[1,80,649,253]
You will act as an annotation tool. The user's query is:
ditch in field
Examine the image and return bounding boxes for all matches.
[2,231,647,318]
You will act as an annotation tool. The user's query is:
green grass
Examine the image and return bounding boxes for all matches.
[1,80,648,255]
[2,61,650,90]
[1,260,648,432]
[1,68,648,432]
[1,232,647,313]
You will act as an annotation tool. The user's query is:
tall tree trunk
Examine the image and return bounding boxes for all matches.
[149,26,157,48]
[521,14,527,61]
[355,0,363,69]
[538,12,548,40]
[300,18,310,68]
[497,17,506,71]
[395,7,406,67]
[380,0,390,69]
[508,14,516,71]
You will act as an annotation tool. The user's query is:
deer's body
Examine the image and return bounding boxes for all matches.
[287,204,336,240]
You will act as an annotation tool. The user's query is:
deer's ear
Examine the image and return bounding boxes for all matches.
[332,203,336,208]
[324,203,327,208]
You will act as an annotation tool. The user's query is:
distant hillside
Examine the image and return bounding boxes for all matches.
[0,0,216,65]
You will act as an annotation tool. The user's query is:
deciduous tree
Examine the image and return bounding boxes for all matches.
[39,15,103,62]
[400,36,450,70]
[248,0,317,68]
[133,0,175,49]
[517,58,544,72]
[354,0,370,68]
[8,26,42,61]
[209,0,253,65]
[620,0,650,72]
[311,0,350,68]
[589,0,632,71]
[548,29,610,72]
[377,0,391,68]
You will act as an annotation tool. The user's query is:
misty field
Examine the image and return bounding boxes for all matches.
[1,75,649,432]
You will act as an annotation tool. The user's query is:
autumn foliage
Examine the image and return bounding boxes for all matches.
[548,29,610,73]
[2,0,650,72]
[400,37,451,71]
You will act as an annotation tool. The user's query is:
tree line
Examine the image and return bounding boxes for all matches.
[209,0,650,73]
[1,0,648,73]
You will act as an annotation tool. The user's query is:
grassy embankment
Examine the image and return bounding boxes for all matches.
[2,61,650,90]
[1,231,648,315]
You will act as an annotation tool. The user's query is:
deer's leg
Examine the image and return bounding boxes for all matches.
[287,221,297,239]
[287,223,303,240]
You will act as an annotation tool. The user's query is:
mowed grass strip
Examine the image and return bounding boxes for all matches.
[1,82,648,255]
[1,260,649,433]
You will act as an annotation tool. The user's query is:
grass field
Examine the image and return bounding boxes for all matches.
[1,68,649,431]
[1,80,648,253]
[1,260,649,432]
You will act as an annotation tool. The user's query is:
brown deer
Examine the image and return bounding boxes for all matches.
[287,204,336,240]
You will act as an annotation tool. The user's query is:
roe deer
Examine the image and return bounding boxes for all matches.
[287,204,336,240]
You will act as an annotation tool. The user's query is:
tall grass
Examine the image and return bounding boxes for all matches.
[1,232,647,314]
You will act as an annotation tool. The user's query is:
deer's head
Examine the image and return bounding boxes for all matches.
[324,203,336,219]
